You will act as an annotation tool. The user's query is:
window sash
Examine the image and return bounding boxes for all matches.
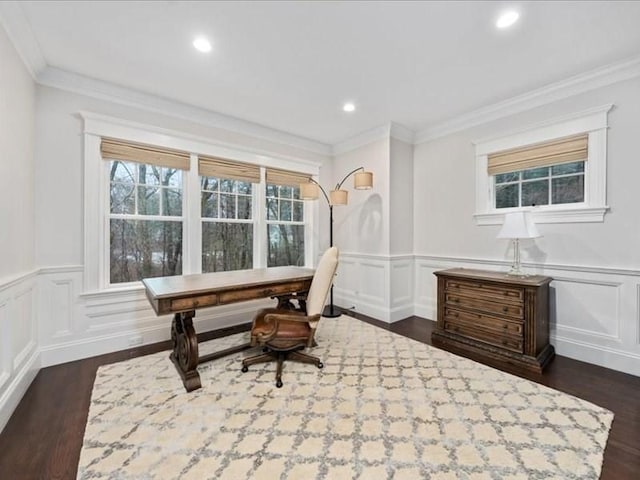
[488,134,588,176]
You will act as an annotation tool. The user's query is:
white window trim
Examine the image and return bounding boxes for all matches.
[473,104,612,225]
[81,112,320,294]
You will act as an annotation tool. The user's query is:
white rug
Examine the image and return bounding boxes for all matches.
[78,316,613,479]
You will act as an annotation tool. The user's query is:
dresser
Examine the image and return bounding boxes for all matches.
[431,268,554,374]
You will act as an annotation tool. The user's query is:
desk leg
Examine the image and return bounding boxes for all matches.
[170,311,201,392]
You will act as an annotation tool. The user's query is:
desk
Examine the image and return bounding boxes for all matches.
[142,267,314,391]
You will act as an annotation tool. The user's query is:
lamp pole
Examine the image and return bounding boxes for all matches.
[305,178,341,318]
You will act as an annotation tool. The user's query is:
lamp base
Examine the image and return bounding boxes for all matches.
[506,265,529,277]
[322,304,342,318]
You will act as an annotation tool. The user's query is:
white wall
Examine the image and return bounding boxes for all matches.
[413,76,640,376]
[389,138,414,255]
[333,138,389,255]
[0,24,39,432]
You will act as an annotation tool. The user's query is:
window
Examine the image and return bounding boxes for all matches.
[495,161,585,208]
[266,183,305,267]
[201,176,253,272]
[109,161,184,283]
[474,104,611,225]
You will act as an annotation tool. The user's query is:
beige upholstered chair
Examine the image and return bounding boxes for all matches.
[241,247,339,387]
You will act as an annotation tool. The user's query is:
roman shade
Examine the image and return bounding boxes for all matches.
[266,168,311,187]
[101,137,190,170]
[488,134,588,176]
[198,156,261,183]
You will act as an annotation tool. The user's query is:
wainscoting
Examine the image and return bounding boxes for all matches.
[36,266,274,368]
[414,255,640,378]
[2,254,640,432]
[333,253,414,322]
[0,271,40,432]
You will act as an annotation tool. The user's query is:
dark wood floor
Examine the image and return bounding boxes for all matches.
[0,313,638,479]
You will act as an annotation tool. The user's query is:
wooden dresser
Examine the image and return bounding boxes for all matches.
[432,268,554,374]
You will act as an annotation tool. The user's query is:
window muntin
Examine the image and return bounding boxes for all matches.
[266,183,305,267]
[108,160,183,284]
[494,160,585,209]
[201,176,254,272]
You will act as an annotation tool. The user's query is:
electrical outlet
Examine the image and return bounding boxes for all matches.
[128,335,143,346]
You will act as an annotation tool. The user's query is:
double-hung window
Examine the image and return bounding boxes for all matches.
[103,138,189,284]
[265,169,309,267]
[199,156,260,273]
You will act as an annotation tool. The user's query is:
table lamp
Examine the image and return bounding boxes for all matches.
[497,211,540,276]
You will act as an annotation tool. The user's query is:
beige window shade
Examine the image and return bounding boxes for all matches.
[266,168,311,187]
[101,137,190,170]
[488,134,588,176]
[198,156,261,183]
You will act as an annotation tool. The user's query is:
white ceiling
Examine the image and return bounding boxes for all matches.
[9,1,640,145]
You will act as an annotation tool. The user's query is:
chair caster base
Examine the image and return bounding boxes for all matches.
[276,380,283,388]
[241,365,248,373]
[318,362,324,369]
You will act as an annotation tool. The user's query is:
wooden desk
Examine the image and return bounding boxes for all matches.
[142,267,314,391]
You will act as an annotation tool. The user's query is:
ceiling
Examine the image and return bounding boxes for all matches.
[8,1,640,145]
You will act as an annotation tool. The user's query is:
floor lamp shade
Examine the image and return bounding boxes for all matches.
[330,189,348,205]
[354,171,373,189]
[300,182,319,200]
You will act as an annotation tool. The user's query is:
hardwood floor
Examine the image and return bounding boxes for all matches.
[1,314,638,479]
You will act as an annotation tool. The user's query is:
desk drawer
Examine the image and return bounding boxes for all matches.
[443,320,523,353]
[445,293,524,319]
[171,294,218,312]
[445,278,523,304]
[218,280,310,304]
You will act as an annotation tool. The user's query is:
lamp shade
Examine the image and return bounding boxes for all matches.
[330,189,348,205]
[497,211,540,239]
[354,171,373,189]
[300,182,319,200]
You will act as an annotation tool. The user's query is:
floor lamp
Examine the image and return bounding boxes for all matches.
[300,167,374,317]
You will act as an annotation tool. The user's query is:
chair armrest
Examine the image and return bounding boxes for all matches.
[255,313,321,343]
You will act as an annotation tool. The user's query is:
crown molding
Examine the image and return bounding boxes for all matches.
[37,67,332,158]
[389,122,415,144]
[332,121,415,156]
[332,124,391,156]
[0,2,46,78]
[415,54,640,145]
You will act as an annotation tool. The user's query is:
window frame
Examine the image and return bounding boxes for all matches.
[473,104,612,225]
[81,112,320,293]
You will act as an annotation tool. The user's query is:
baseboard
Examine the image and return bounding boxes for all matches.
[0,349,40,433]
[40,300,269,368]
[552,335,640,377]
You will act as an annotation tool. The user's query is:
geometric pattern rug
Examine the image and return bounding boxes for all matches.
[77,316,613,479]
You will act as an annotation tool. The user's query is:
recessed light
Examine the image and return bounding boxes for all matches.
[496,11,519,29]
[343,102,356,112]
[193,37,212,53]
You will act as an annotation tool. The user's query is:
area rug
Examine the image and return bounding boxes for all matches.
[78,316,613,479]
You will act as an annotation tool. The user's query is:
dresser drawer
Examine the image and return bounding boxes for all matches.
[445,292,524,319]
[444,307,523,336]
[445,278,523,304]
[443,321,524,353]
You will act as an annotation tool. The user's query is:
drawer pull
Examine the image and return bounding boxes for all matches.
[502,306,509,312]
[503,324,508,329]
[502,340,509,346]
[453,312,459,317]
